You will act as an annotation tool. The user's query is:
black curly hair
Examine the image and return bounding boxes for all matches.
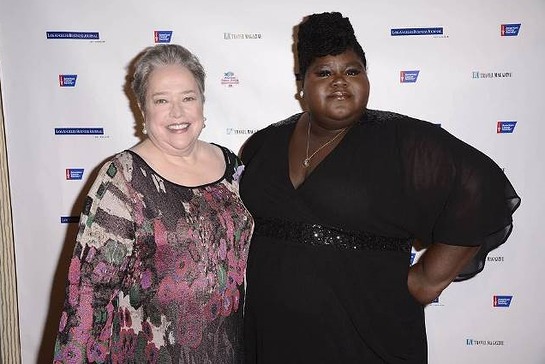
[296,12,366,82]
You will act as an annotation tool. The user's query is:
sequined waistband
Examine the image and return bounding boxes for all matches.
[254,218,412,252]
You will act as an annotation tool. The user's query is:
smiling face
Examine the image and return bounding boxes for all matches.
[303,49,370,129]
[142,64,205,155]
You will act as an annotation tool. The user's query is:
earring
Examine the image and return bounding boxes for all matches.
[142,123,147,135]
[299,90,304,99]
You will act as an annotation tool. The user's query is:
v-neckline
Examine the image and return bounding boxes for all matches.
[286,118,352,191]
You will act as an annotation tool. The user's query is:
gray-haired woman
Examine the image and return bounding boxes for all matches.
[54,44,253,363]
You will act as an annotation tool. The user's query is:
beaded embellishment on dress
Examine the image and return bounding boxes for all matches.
[254,217,412,252]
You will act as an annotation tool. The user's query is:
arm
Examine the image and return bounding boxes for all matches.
[54,161,135,363]
[408,242,479,305]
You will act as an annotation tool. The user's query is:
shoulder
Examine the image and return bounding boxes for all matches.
[79,151,136,230]
[384,111,503,182]
[355,109,450,153]
[363,108,439,132]
[210,142,242,167]
[364,109,459,152]
[363,109,408,124]
[253,113,300,140]
[240,113,301,163]
[97,150,138,183]
[86,151,138,201]
[271,113,301,127]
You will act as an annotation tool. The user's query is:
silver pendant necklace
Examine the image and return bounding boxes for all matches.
[303,119,348,168]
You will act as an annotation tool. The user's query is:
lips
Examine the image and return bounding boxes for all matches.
[329,91,350,100]
[167,123,190,131]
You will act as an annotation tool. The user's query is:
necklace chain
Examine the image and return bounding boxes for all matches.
[303,119,348,168]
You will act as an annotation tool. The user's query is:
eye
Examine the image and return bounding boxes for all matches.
[153,98,168,105]
[346,68,361,76]
[315,69,331,78]
[183,95,197,102]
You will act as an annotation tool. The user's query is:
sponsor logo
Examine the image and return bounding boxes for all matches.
[55,128,104,135]
[501,23,521,36]
[391,27,443,36]
[223,32,262,40]
[221,71,240,87]
[493,295,513,307]
[400,70,420,83]
[226,128,258,135]
[66,168,84,180]
[154,31,173,43]
[497,121,517,134]
[46,31,99,40]
[410,252,416,265]
[466,339,505,346]
[472,71,512,79]
[61,216,79,224]
[59,75,77,87]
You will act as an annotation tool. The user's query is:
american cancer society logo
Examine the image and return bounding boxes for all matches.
[497,121,517,133]
[46,31,99,40]
[66,168,84,180]
[493,295,513,307]
[501,23,521,36]
[59,75,77,87]
[154,31,173,43]
[400,70,420,83]
[391,27,443,36]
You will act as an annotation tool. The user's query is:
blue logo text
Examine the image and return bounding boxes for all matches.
[61,216,79,224]
[391,27,443,36]
[46,31,99,40]
[55,128,104,135]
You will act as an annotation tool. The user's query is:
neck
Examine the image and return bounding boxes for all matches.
[141,138,202,166]
[307,111,364,135]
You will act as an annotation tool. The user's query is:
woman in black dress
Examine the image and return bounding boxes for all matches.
[240,12,520,363]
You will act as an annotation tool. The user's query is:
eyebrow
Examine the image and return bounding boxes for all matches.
[150,89,198,97]
[312,61,364,69]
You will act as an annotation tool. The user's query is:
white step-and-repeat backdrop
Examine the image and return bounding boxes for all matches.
[1,0,544,362]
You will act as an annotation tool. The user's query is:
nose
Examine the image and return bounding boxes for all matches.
[169,102,183,118]
[332,74,348,88]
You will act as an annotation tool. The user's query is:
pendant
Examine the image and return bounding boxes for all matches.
[302,158,310,167]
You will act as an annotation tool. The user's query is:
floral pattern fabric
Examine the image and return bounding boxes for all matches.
[54,146,253,363]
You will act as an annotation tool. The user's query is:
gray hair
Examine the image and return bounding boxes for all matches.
[131,44,206,111]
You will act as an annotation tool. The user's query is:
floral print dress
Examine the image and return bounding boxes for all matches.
[54,146,253,363]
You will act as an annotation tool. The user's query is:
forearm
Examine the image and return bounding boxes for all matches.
[408,242,479,305]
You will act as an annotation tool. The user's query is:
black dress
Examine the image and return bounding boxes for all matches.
[239,110,520,363]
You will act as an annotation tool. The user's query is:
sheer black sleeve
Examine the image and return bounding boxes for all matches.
[399,117,520,280]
